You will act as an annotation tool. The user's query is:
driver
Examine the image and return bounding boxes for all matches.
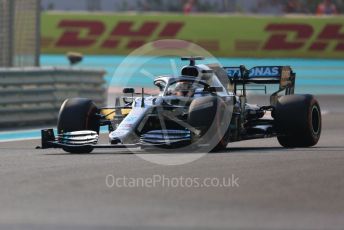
[172,81,197,97]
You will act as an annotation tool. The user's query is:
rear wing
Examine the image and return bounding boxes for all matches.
[224,66,295,95]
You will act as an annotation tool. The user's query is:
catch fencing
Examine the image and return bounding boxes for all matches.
[0,0,40,67]
[0,67,106,129]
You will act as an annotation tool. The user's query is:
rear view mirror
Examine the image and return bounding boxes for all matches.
[123,88,135,94]
[122,88,135,105]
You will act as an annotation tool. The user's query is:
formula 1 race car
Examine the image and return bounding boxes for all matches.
[39,57,321,153]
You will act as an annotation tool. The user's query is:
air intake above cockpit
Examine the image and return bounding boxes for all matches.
[181,66,199,77]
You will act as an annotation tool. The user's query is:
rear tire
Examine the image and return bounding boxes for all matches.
[57,98,99,153]
[274,94,321,148]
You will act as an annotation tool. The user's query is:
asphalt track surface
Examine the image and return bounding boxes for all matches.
[0,95,344,230]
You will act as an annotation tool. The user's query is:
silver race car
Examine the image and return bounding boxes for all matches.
[39,57,321,153]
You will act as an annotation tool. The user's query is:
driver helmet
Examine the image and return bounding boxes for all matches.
[174,81,197,97]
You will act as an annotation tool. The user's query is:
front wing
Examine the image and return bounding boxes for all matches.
[37,129,139,150]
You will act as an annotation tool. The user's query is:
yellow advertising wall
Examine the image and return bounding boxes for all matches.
[41,13,344,58]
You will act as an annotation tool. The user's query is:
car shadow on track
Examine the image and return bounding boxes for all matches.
[44,151,134,156]
[215,146,343,154]
[43,146,343,156]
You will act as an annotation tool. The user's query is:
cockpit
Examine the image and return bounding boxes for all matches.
[154,75,228,98]
[153,57,230,98]
[166,80,207,97]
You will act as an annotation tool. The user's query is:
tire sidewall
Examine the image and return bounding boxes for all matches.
[274,94,321,147]
[57,98,99,134]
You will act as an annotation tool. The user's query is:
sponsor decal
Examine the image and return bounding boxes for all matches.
[249,66,280,77]
[226,68,241,78]
[226,66,280,78]
[56,20,183,49]
[41,13,344,58]
[263,23,344,51]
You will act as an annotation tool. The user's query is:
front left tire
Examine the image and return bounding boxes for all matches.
[188,96,231,152]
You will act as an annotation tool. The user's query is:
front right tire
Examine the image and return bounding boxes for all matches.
[57,98,99,153]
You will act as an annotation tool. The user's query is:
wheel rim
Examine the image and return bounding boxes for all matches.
[311,105,320,135]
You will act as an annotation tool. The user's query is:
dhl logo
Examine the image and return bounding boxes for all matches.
[42,19,344,55]
[55,20,185,49]
[264,23,344,51]
[42,19,219,51]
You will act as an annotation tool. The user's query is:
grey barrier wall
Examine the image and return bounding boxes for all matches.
[0,67,106,129]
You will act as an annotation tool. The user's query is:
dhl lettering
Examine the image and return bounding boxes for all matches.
[56,20,105,47]
[315,24,344,51]
[46,17,344,57]
[109,21,159,36]
[263,24,313,50]
[55,20,184,49]
[159,22,184,37]
[101,21,158,48]
[264,23,344,52]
